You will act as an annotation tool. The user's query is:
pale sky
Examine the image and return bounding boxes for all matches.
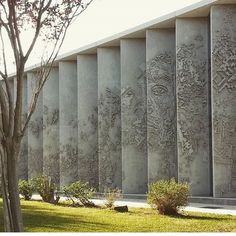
[60,0,202,53]
[4,0,203,73]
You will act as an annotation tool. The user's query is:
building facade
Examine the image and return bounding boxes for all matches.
[9,0,236,199]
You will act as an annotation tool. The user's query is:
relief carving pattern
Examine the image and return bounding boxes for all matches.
[78,106,98,189]
[121,72,146,152]
[176,34,209,183]
[28,111,43,179]
[212,7,236,197]
[98,87,121,191]
[43,105,60,185]
[146,52,177,180]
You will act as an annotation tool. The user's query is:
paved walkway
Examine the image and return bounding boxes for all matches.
[32,195,236,216]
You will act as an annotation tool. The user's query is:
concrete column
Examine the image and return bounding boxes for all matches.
[59,61,78,188]
[97,48,122,192]
[146,29,177,184]
[121,39,147,194]
[211,5,236,198]
[14,77,28,180]
[77,55,98,189]
[176,18,211,196]
[43,67,60,185]
[27,72,43,179]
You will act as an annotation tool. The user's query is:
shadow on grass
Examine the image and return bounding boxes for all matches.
[0,201,117,232]
[167,212,232,221]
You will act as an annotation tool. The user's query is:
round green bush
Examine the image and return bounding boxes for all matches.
[18,179,34,200]
[147,178,189,215]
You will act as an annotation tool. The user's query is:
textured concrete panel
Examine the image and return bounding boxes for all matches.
[59,61,78,188]
[146,29,177,184]
[211,5,236,198]
[77,55,98,189]
[43,68,60,185]
[97,48,122,192]
[27,72,43,179]
[176,18,211,196]
[121,39,147,194]
[14,77,28,180]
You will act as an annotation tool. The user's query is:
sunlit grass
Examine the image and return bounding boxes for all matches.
[0,199,235,232]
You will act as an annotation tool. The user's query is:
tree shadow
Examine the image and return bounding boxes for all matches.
[167,212,232,221]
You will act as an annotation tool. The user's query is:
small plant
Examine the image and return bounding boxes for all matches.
[32,176,60,204]
[18,179,34,200]
[147,178,189,215]
[104,188,121,208]
[63,181,95,207]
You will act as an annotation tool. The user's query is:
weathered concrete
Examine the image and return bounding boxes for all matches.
[43,67,60,185]
[14,77,28,180]
[59,61,78,188]
[121,39,147,194]
[211,5,236,198]
[97,48,122,192]
[27,72,43,179]
[146,29,177,185]
[176,18,211,196]
[77,55,98,189]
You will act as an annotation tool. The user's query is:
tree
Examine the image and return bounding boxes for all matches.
[0,0,93,232]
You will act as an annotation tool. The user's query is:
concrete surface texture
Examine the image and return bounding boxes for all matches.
[9,3,236,200]
[146,29,177,185]
[77,54,99,189]
[97,48,122,192]
[121,39,148,194]
[43,68,60,185]
[176,18,211,196]
[59,61,78,187]
[27,72,43,179]
[211,5,236,198]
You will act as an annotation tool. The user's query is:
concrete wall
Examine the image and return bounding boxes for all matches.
[27,72,43,179]
[77,55,98,189]
[15,77,28,180]
[146,29,177,185]
[176,18,211,196]
[59,61,78,187]
[43,68,60,185]
[97,47,122,192]
[121,39,148,194]
[10,3,236,198]
[211,5,236,198]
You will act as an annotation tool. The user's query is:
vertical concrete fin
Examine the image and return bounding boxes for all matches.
[59,61,78,188]
[121,39,148,194]
[97,47,122,192]
[176,18,211,196]
[27,72,43,179]
[146,29,177,185]
[43,67,60,185]
[211,5,236,198]
[77,54,99,190]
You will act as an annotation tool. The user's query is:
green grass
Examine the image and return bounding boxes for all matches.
[0,199,236,232]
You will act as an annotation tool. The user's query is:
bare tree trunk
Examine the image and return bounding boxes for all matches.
[7,143,23,232]
[1,143,23,232]
[1,166,12,232]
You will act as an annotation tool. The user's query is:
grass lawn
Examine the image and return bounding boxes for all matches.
[0,199,236,232]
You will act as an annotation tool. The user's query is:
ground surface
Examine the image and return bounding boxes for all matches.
[0,199,236,232]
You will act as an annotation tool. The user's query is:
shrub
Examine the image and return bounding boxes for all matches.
[147,178,189,215]
[63,181,95,207]
[18,179,34,200]
[32,176,60,204]
[104,188,121,208]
